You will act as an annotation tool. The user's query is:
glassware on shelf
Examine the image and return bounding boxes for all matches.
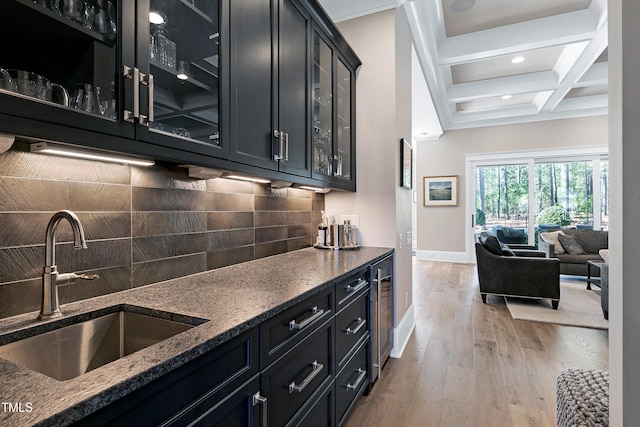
[62,0,81,22]
[106,1,117,40]
[50,0,62,15]
[150,24,177,69]
[81,1,95,29]
[93,0,108,34]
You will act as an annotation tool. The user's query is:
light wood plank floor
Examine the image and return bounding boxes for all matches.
[345,259,609,427]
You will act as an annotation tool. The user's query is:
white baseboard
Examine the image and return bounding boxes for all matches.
[390,304,415,359]
[415,250,468,263]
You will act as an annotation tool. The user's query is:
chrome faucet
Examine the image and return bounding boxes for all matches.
[38,210,99,320]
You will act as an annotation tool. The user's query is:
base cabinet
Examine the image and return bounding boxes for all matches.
[71,254,393,426]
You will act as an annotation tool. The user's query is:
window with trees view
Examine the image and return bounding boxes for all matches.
[475,157,608,244]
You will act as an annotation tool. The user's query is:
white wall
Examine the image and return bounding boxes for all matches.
[325,8,414,349]
[609,0,640,424]
[415,115,609,259]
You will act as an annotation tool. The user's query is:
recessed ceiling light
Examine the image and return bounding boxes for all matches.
[502,95,513,100]
[511,56,526,64]
[450,0,475,12]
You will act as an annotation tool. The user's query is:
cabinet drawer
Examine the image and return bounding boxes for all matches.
[261,287,334,367]
[262,318,334,427]
[335,341,369,426]
[290,380,335,427]
[75,328,259,427]
[335,289,369,371]
[335,268,369,311]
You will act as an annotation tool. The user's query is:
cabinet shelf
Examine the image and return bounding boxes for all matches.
[151,60,215,93]
[10,0,116,48]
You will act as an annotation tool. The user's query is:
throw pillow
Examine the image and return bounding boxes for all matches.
[599,249,609,262]
[539,230,566,254]
[558,233,586,255]
[479,233,502,256]
[499,241,515,256]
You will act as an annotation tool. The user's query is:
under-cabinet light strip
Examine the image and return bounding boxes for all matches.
[30,142,155,167]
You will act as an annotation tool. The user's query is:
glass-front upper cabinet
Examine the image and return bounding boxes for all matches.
[137,0,221,155]
[335,58,352,181]
[313,32,333,177]
[0,0,130,138]
[312,30,356,190]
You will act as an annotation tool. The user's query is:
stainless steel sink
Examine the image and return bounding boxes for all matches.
[0,307,206,381]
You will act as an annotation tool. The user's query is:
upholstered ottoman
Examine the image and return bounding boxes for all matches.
[557,368,609,427]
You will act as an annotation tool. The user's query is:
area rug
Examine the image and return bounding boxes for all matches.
[505,280,609,330]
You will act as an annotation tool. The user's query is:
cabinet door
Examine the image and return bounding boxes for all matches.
[228,0,277,170]
[0,0,134,140]
[136,0,223,157]
[276,0,311,177]
[312,31,334,179]
[334,57,354,184]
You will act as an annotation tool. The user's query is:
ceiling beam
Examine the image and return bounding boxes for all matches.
[447,71,559,102]
[439,9,599,65]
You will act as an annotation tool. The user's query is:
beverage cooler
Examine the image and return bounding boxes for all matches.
[370,254,394,385]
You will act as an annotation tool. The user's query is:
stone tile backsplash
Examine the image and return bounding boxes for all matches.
[0,143,324,319]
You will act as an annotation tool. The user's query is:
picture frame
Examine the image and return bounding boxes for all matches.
[400,138,412,189]
[423,175,458,206]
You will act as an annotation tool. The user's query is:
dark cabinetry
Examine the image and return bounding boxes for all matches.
[74,327,260,426]
[0,0,221,158]
[311,30,357,191]
[228,0,311,177]
[0,0,359,191]
[333,270,370,425]
[71,253,392,426]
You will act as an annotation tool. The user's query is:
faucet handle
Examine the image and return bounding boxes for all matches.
[57,272,99,286]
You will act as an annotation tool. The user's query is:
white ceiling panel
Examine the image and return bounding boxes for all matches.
[318,0,608,136]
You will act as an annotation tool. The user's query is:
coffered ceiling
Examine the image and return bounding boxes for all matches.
[318,0,608,139]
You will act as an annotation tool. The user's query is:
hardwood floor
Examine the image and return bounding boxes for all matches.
[345,259,609,427]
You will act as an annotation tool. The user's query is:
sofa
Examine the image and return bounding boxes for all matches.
[475,233,561,309]
[538,229,608,276]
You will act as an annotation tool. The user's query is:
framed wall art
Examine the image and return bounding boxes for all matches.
[423,175,458,206]
[400,138,412,189]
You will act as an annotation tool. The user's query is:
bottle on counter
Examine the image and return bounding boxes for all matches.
[317,211,328,246]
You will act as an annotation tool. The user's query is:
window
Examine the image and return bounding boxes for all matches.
[469,148,608,251]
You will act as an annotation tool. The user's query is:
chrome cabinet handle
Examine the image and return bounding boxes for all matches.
[283,132,289,162]
[289,360,323,394]
[372,274,392,283]
[274,129,284,161]
[252,392,267,427]
[346,368,367,391]
[123,65,139,123]
[345,317,366,335]
[289,306,324,331]
[346,278,368,293]
[139,72,154,126]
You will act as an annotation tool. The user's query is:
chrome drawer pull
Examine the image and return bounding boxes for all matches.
[289,306,324,331]
[345,317,366,335]
[346,368,367,391]
[252,392,268,427]
[289,360,324,394]
[346,278,368,293]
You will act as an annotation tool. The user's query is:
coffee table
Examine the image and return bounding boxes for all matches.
[586,260,604,290]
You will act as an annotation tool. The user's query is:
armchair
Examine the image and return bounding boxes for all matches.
[475,233,561,309]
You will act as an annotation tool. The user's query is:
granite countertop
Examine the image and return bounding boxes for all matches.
[0,246,393,427]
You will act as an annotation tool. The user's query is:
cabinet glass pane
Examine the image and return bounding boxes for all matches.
[313,34,333,176]
[148,0,220,146]
[336,59,351,180]
[0,0,119,118]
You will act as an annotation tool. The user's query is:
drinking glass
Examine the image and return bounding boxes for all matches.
[62,0,81,22]
[81,2,95,29]
[50,0,62,15]
[93,0,108,34]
